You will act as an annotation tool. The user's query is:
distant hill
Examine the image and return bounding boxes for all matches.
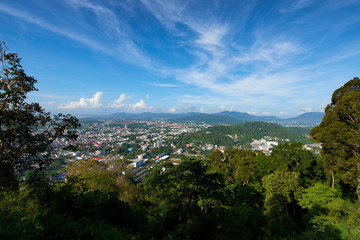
[169,113,242,125]
[218,111,282,122]
[89,111,325,126]
[285,112,325,124]
[178,121,312,148]
[108,112,198,120]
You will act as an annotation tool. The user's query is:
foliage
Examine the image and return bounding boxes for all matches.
[262,171,304,238]
[310,77,360,201]
[269,142,325,187]
[179,122,311,148]
[298,183,360,239]
[0,42,80,189]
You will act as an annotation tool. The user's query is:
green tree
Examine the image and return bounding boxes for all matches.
[143,158,225,239]
[310,77,360,201]
[298,183,360,239]
[208,149,260,186]
[270,142,324,187]
[0,42,80,189]
[262,171,304,237]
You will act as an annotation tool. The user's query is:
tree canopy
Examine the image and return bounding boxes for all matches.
[310,77,360,201]
[0,42,80,189]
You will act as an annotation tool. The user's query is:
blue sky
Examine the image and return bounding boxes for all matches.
[1,0,360,117]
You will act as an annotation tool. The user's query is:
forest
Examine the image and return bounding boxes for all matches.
[1,44,360,239]
[178,122,311,148]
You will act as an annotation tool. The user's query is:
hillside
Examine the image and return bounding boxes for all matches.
[98,111,325,126]
[169,113,243,125]
[178,121,311,147]
[285,112,325,124]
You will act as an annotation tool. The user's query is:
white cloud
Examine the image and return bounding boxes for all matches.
[280,0,315,13]
[152,83,179,87]
[59,92,154,112]
[218,105,235,112]
[318,101,328,112]
[200,106,205,113]
[196,24,227,47]
[146,94,150,99]
[247,109,258,115]
[0,1,152,69]
[110,93,127,108]
[299,106,313,113]
[59,92,103,109]
[169,107,176,113]
[133,99,147,109]
[109,94,153,111]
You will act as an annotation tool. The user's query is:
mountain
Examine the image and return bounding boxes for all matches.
[284,112,325,125]
[169,113,242,125]
[108,112,198,120]
[218,111,282,122]
[88,111,325,126]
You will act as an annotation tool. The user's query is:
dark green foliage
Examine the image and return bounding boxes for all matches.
[269,142,325,187]
[310,77,360,200]
[142,158,226,239]
[209,148,261,186]
[0,42,80,189]
[179,122,311,148]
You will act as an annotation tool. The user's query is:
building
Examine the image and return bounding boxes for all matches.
[129,159,145,168]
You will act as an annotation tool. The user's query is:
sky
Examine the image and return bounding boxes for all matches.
[1,0,360,117]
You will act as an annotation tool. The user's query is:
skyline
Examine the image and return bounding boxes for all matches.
[1,0,360,117]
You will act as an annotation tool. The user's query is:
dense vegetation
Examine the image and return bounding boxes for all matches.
[2,145,359,239]
[1,44,359,239]
[178,121,311,148]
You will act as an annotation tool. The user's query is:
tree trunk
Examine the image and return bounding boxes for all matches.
[357,163,360,202]
[332,170,335,189]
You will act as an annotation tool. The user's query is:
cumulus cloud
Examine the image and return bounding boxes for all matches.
[59,92,103,109]
[133,99,147,109]
[218,105,235,112]
[111,96,153,111]
[59,92,153,112]
[110,93,127,108]
[169,107,176,113]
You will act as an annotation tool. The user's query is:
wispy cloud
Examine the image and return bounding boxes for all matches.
[29,93,73,99]
[280,0,316,13]
[152,83,179,87]
[0,1,152,68]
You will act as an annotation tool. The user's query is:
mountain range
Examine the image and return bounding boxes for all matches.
[98,111,325,126]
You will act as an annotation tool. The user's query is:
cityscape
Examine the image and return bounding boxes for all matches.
[1,1,360,239]
[36,118,322,184]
